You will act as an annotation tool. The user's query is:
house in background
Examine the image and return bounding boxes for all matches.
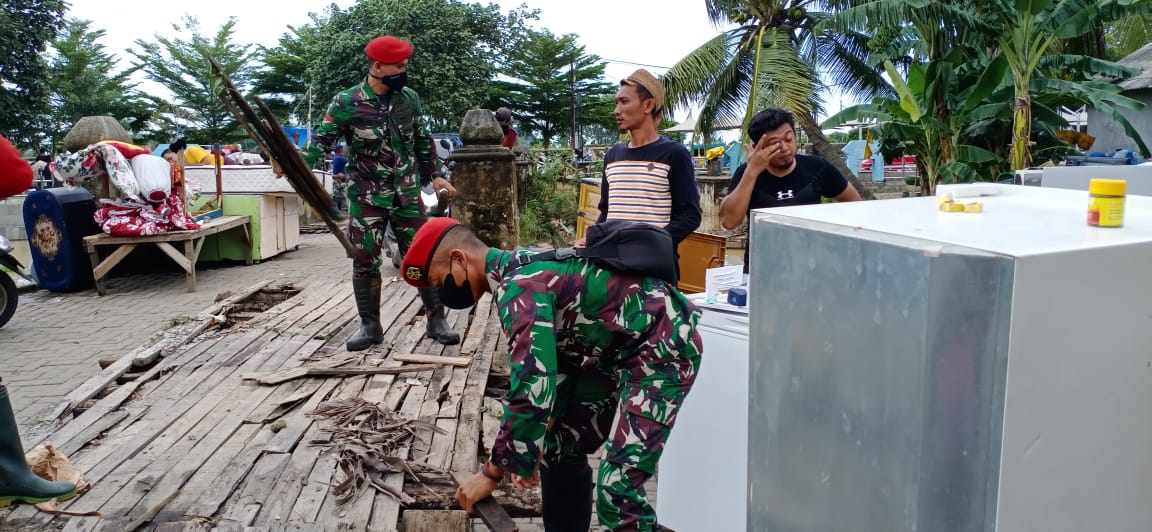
[1087,42,1152,154]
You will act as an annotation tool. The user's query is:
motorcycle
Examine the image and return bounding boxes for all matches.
[0,235,33,329]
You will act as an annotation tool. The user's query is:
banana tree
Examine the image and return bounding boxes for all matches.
[826,0,1001,172]
[991,0,1152,169]
[663,0,888,193]
[823,59,1004,195]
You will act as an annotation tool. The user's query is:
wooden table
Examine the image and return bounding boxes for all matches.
[84,215,253,295]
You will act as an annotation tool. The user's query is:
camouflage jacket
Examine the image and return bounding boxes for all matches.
[305,80,438,202]
[484,248,702,476]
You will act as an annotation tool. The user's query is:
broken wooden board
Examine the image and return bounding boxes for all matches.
[239,363,444,385]
[391,354,473,367]
[0,279,533,532]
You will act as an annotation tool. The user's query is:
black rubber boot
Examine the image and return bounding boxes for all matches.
[0,384,77,505]
[418,288,460,345]
[346,275,384,351]
[540,461,594,532]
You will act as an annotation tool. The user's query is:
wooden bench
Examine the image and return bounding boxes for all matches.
[84,215,253,295]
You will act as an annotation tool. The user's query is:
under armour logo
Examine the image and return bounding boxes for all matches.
[777,190,795,200]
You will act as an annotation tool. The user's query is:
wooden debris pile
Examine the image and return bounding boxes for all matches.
[308,398,448,505]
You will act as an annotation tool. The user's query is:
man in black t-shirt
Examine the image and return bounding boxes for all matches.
[720,108,861,270]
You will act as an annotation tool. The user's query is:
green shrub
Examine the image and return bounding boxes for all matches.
[518,159,579,247]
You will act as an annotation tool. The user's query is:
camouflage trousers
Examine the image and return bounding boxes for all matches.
[346,193,424,276]
[544,341,702,531]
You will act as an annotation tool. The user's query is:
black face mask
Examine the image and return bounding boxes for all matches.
[375,71,407,93]
[439,265,476,310]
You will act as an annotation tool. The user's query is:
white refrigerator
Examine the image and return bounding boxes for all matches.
[746,184,1152,532]
[657,296,750,531]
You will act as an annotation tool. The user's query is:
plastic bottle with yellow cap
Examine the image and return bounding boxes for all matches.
[1087,179,1126,228]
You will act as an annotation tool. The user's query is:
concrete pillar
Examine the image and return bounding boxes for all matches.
[514,160,533,213]
[448,109,518,249]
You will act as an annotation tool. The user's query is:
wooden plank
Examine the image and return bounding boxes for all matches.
[149,422,263,522]
[28,330,232,455]
[391,354,472,367]
[253,378,361,527]
[106,376,333,526]
[451,300,505,474]
[155,241,192,272]
[179,299,356,521]
[36,279,286,436]
[121,295,355,522]
[262,378,341,454]
[240,364,443,386]
[215,456,288,525]
[173,423,276,520]
[92,243,138,279]
[480,397,504,458]
[402,510,469,532]
[285,369,391,525]
[82,216,250,246]
[46,282,351,526]
[243,380,319,424]
[322,325,430,529]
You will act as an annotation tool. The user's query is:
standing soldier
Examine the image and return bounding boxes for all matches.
[306,35,460,350]
[401,217,702,531]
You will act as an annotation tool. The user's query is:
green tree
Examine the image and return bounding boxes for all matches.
[0,0,67,148]
[662,0,886,192]
[252,23,321,126]
[129,16,259,142]
[489,30,616,148]
[260,0,538,132]
[47,19,155,146]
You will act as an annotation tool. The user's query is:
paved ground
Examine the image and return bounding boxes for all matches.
[1,232,350,433]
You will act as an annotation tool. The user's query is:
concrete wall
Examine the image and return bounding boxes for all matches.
[1088,88,1152,154]
[0,194,27,243]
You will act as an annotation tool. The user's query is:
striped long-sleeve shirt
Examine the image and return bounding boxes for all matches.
[596,137,701,245]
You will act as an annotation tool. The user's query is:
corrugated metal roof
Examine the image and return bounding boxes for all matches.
[1118,41,1152,91]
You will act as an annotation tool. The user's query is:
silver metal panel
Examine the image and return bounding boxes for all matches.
[747,214,1014,532]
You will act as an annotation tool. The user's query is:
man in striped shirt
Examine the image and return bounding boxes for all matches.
[594,69,701,261]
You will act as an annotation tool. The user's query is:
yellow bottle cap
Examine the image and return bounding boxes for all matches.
[1089,179,1127,196]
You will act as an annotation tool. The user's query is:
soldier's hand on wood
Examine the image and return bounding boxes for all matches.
[455,471,498,514]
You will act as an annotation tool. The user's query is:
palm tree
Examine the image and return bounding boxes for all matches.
[662,0,886,190]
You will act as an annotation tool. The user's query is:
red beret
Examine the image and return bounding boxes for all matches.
[0,134,33,199]
[402,217,462,288]
[365,36,412,64]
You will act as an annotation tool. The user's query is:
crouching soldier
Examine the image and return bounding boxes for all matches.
[400,217,702,531]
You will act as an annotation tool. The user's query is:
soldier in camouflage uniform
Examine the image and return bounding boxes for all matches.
[306,35,459,350]
[401,217,702,531]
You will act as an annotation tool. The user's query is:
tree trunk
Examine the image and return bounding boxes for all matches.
[1010,81,1032,170]
[798,112,875,200]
